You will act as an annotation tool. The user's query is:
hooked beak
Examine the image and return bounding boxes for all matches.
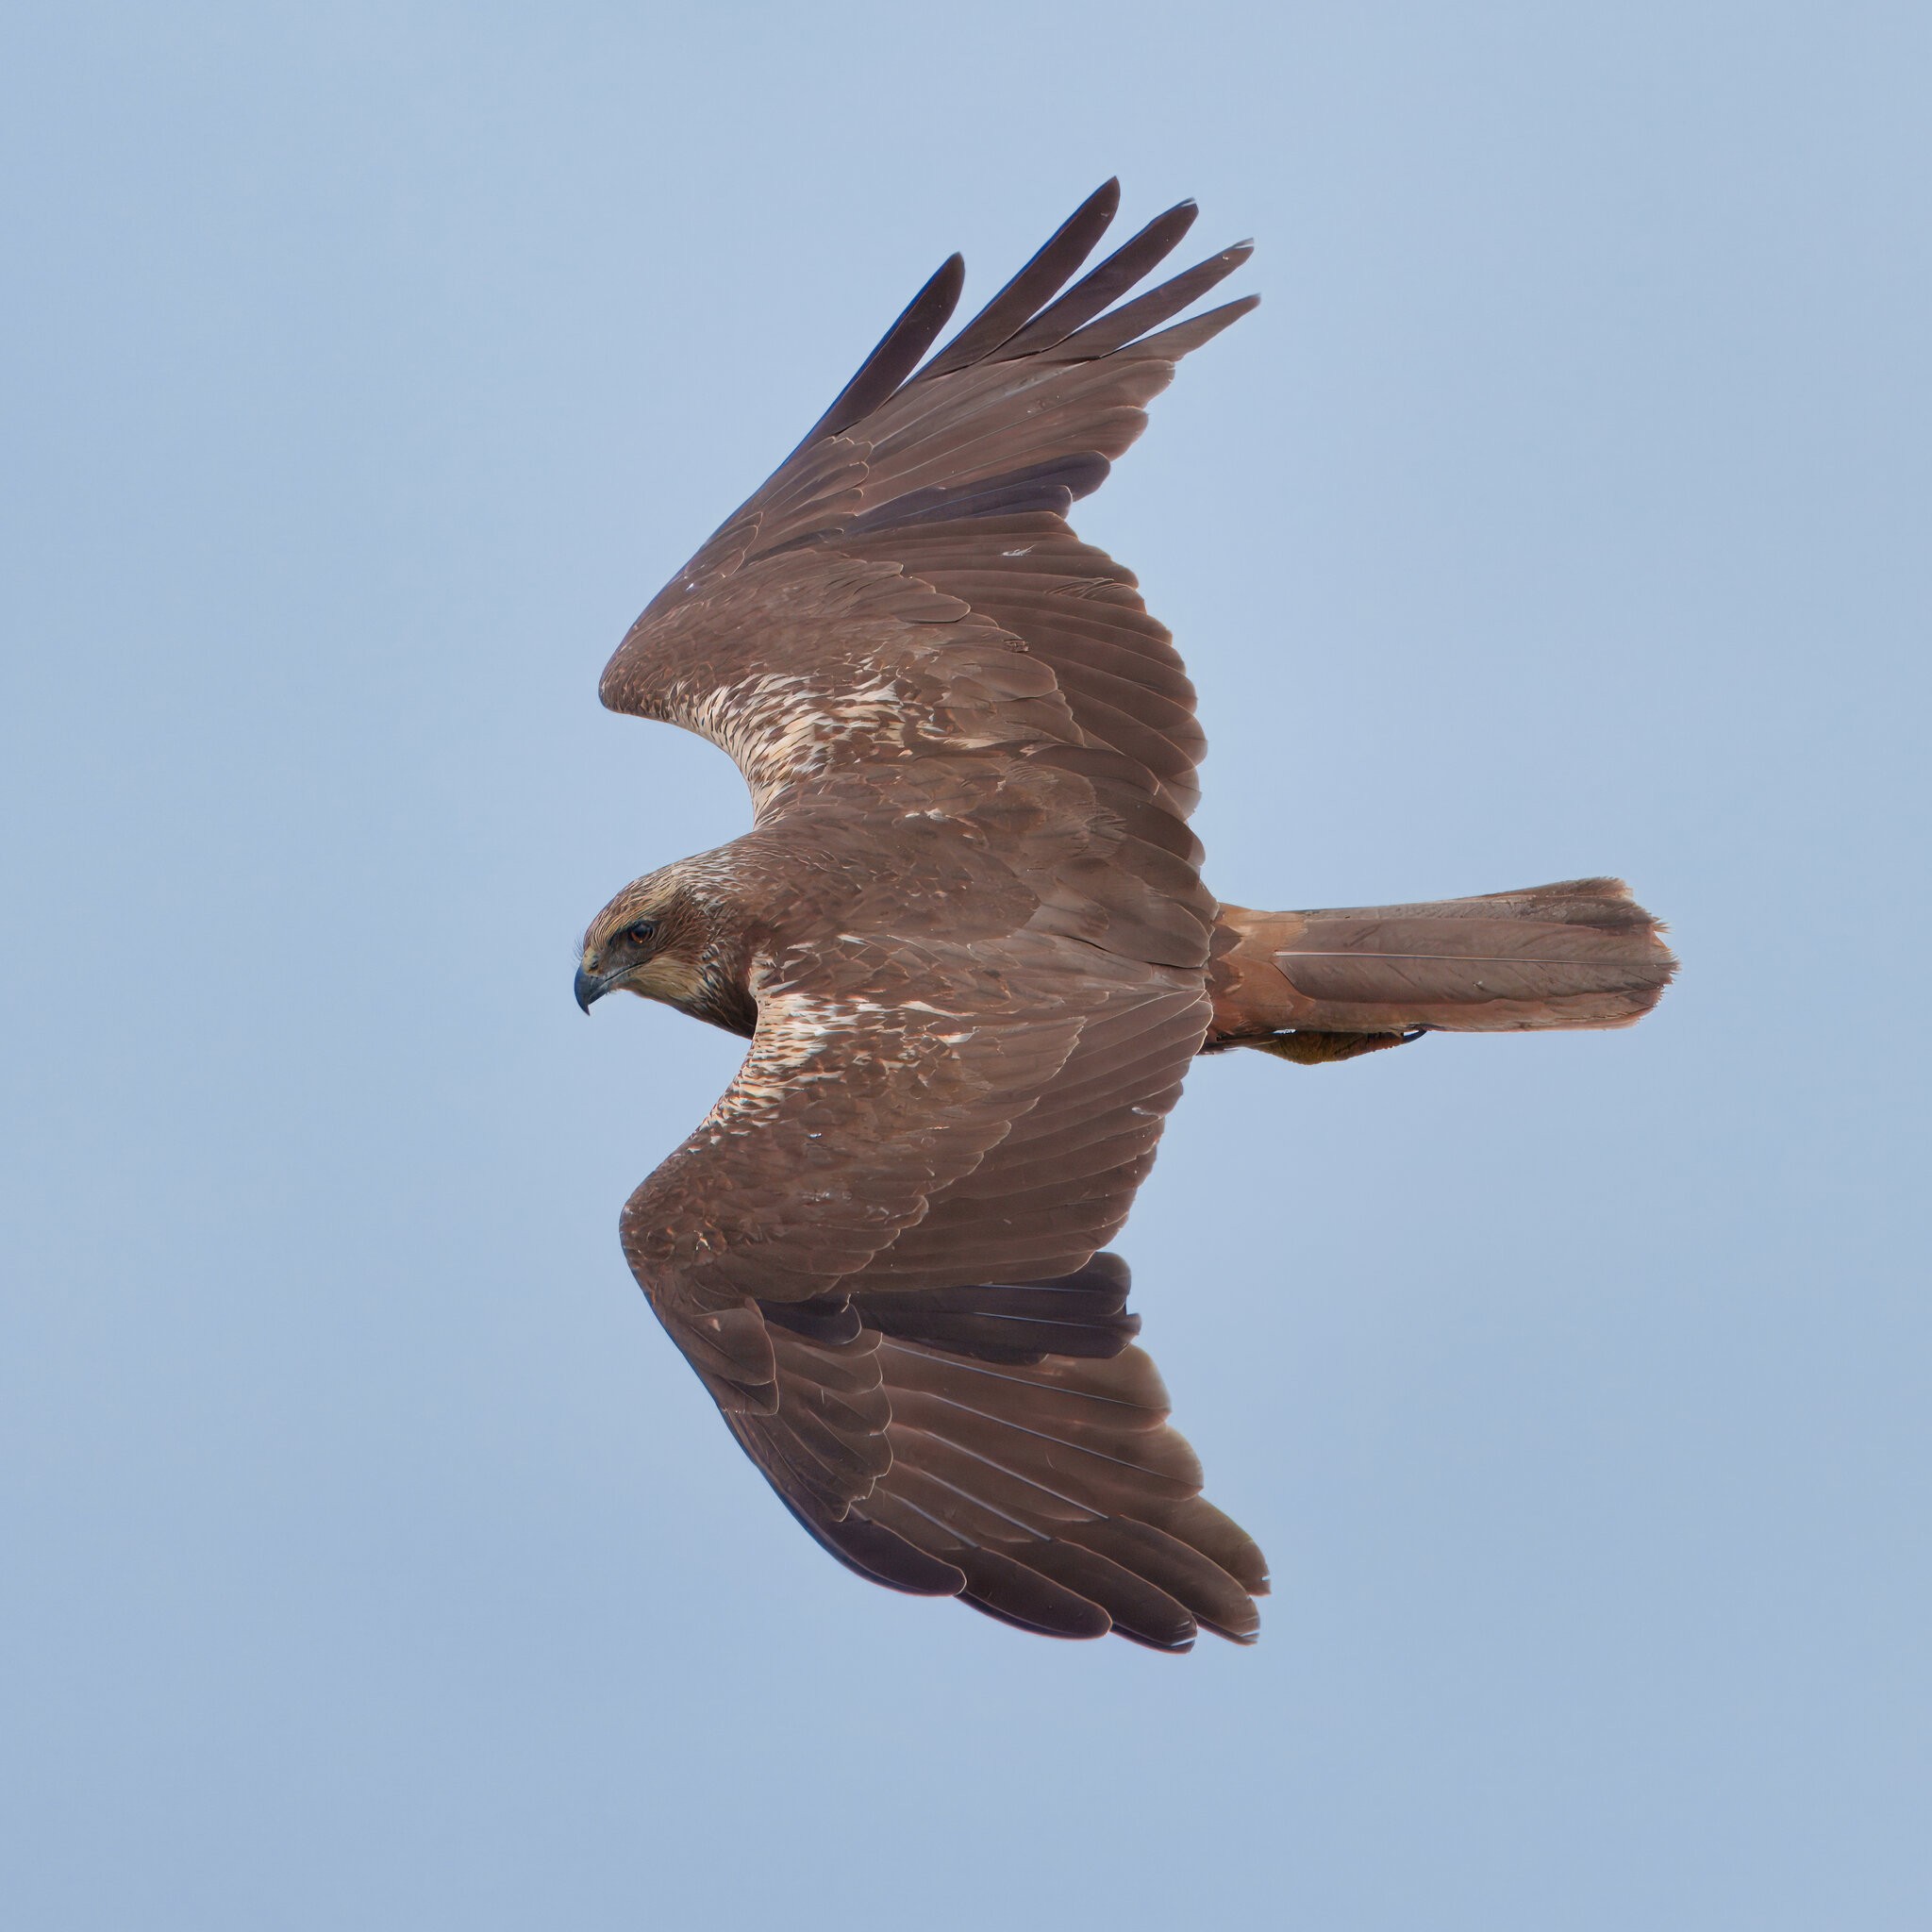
[574,965,609,1014]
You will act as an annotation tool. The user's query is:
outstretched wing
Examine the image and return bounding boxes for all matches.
[623,934,1264,1647]
[600,178,1255,824]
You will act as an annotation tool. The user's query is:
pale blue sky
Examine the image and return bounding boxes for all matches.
[4,4,1927,1927]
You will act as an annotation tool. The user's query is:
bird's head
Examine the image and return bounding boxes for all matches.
[575,869,725,1023]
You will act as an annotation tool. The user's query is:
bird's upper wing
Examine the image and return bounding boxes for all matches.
[599,179,1255,825]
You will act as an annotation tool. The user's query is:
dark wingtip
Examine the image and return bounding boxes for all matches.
[920,181,1125,378]
[1047,240,1258,363]
[791,249,968,453]
[995,199,1208,360]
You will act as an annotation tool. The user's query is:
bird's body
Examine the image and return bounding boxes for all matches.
[574,184,1674,1649]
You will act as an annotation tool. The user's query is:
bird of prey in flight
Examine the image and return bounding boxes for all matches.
[574,182,1674,1650]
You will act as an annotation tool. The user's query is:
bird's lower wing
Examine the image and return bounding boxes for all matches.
[623,936,1259,1643]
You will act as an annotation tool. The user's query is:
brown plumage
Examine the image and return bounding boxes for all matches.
[573,182,1675,1650]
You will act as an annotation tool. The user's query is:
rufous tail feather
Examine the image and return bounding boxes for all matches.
[1205,877,1676,1062]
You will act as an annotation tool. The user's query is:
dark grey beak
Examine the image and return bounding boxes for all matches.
[574,966,607,1014]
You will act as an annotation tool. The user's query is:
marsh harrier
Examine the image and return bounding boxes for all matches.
[574,184,1674,1649]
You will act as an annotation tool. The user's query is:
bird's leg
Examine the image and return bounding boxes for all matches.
[1241,1027,1425,1065]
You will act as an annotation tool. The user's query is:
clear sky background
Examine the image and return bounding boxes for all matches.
[4,4,1927,1927]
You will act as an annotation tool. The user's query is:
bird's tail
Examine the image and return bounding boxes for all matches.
[1205,877,1676,1064]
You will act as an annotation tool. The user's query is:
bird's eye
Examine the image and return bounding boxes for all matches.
[627,919,658,945]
